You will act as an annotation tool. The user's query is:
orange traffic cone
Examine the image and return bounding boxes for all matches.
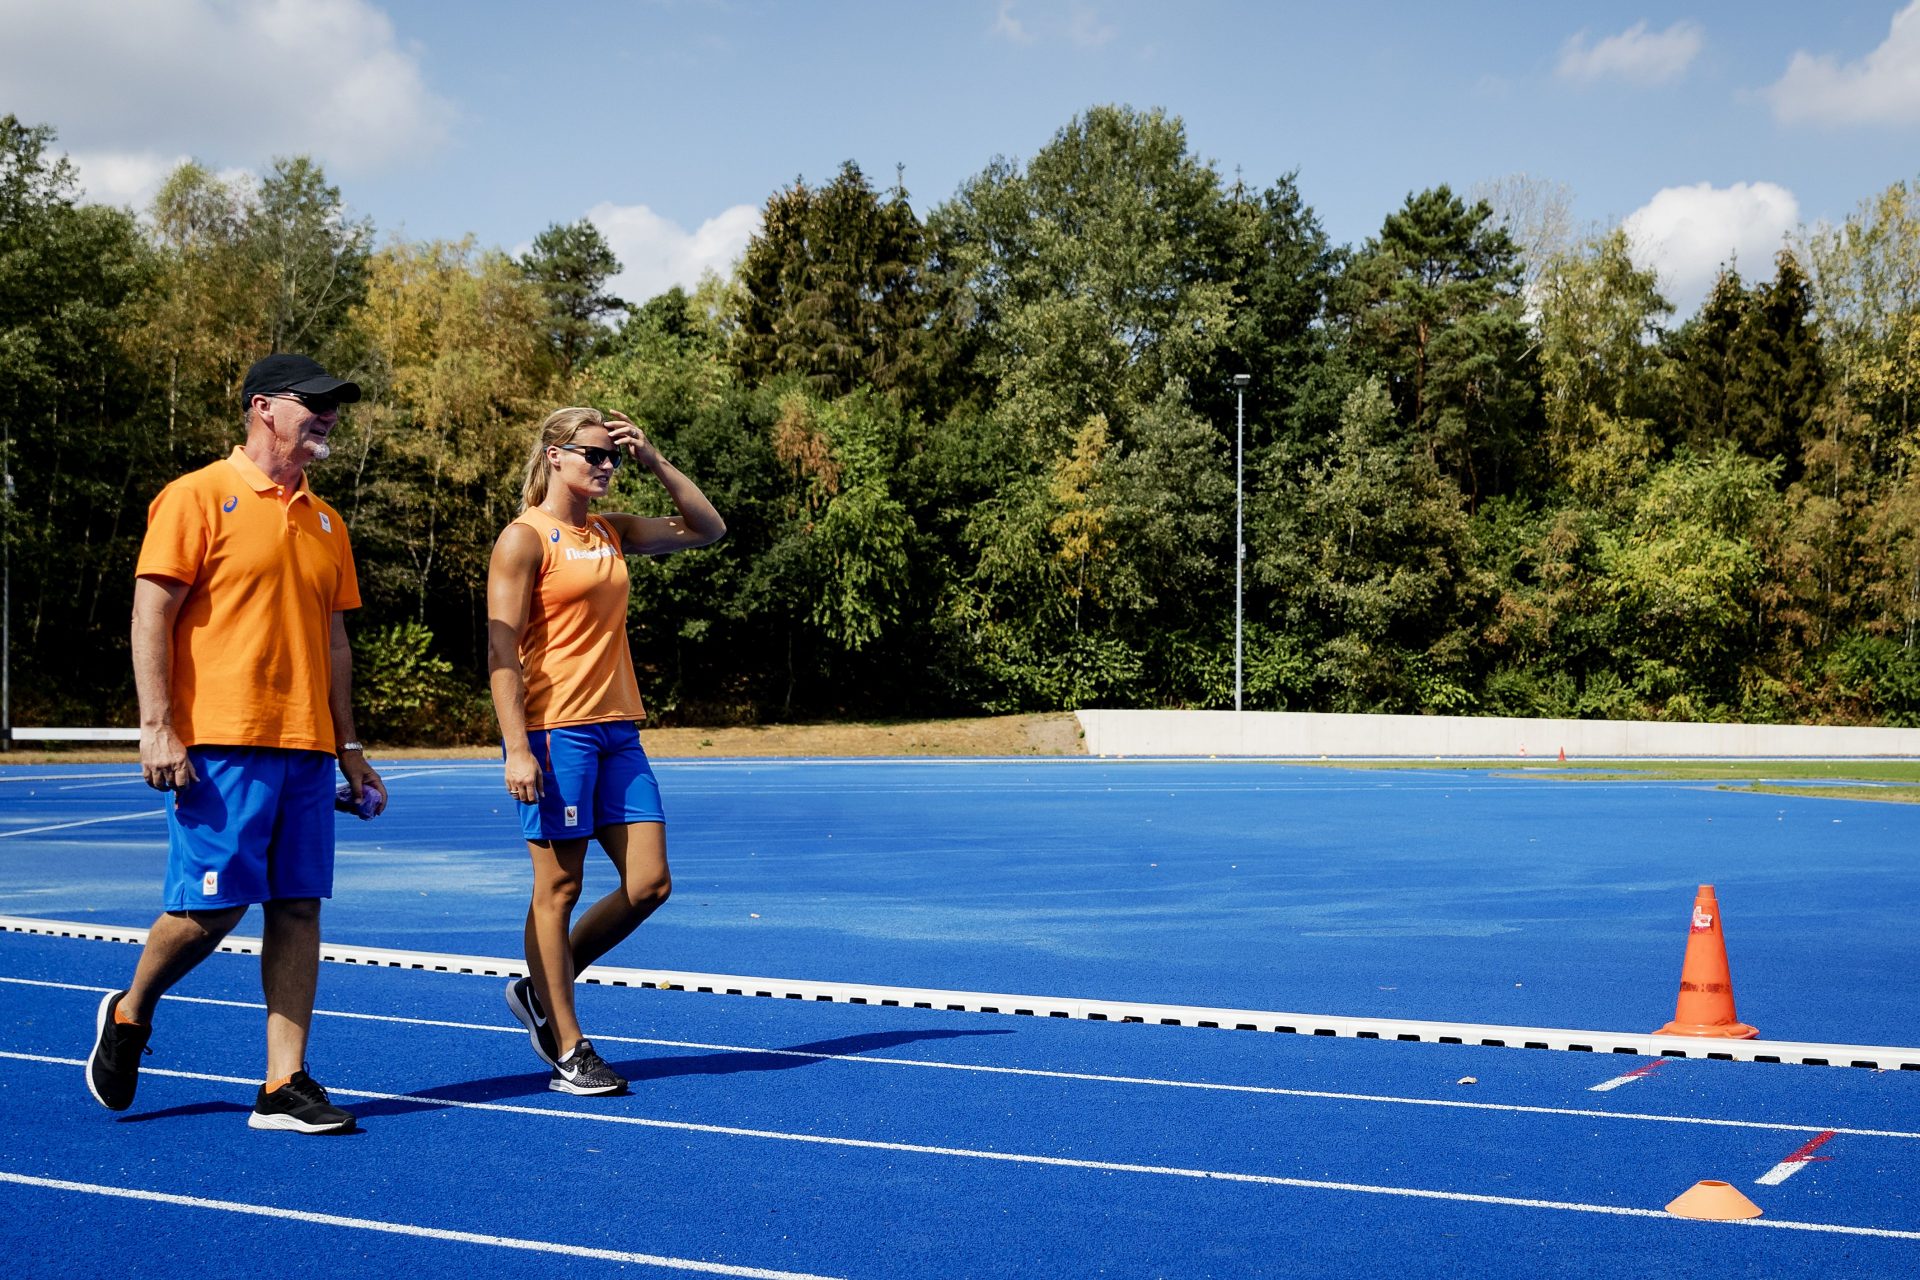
[1666,1180,1763,1220]
[1656,885,1758,1038]
[1557,747,1566,762]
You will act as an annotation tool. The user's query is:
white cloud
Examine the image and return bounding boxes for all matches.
[61,150,259,215]
[587,202,761,306]
[990,0,1032,44]
[0,0,452,174]
[1766,0,1920,125]
[1622,181,1800,315]
[1557,20,1703,86]
[1067,4,1116,49]
[61,151,192,212]
[990,0,1114,49]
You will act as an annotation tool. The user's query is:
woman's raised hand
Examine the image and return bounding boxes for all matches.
[604,410,659,468]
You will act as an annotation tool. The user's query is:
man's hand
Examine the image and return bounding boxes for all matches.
[140,724,198,791]
[503,746,543,805]
[341,753,387,817]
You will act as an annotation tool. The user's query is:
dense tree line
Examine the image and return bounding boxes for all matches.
[6,106,1920,740]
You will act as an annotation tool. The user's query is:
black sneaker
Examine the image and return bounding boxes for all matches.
[247,1070,356,1134]
[86,990,152,1111]
[549,1039,625,1096]
[505,976,562,1068]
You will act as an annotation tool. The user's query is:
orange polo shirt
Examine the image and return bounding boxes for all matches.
[513,507,645,730]
[135,447,360,753]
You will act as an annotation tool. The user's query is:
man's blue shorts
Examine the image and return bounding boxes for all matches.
[164,746,336,910]
[515,721,664,842]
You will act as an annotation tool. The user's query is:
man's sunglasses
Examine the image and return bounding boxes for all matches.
[557,444,623,468]
[272,391,344,414]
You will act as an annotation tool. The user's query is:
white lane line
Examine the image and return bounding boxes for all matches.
[6,926,1918,1071]
[1758,1131,1838,1186]
[0,810,166,839]
[1590,1060,1668,1092]
[0,1171,841,1279]
[4,1058,1917,1241]
[0,772,136,784]
[1,984,1914,1142]
[369,768,466,783]
[45,768,455,792]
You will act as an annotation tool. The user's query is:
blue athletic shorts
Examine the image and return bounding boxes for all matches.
[164,746,337,910]
[515,721,664,842]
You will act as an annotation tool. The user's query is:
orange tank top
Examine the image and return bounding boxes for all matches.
[512,507,646,730]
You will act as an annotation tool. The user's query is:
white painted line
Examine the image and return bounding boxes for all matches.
[55,778,151,791]
[6,727,140,741]
[0,1170,842,1278]
[367,768,467,782]
[3,989,1915,1142]
[0,811,166,839]
[1758,1131,1837,1186]
[6,915,1919,1071]
[0,772,137,784]
[4,1060,1918,1241]
[1590,1060,1668,1092]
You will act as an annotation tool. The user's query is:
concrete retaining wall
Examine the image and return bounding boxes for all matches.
[1074,708,1920,758]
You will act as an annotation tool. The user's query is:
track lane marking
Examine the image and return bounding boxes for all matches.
[1758,1131,1838,1186]
[1590,1060,1668,1092]
[0,1170,841,1278]
[0,810,166,838]
[3,984,1917,1139]
[4,1058,1917,1242]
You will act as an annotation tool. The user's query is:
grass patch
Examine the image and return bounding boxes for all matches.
[1298,757,1920,803]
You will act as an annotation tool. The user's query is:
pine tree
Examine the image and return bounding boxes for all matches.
[520,218,624,378]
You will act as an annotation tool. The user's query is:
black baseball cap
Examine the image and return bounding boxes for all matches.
[241,354,362,406]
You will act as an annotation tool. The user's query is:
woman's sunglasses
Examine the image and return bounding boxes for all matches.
[557,444,623,469]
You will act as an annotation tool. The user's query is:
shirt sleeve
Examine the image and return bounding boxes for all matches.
[332,522,362,612]
[134,479,208,585]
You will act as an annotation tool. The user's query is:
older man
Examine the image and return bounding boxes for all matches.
[86,353,386,1134]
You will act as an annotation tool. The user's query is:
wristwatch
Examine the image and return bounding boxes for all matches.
[339,741,364,753]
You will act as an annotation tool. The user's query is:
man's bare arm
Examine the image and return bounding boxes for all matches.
[132,574,195,791]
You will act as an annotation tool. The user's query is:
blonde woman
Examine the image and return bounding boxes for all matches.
[487,407,724,1094]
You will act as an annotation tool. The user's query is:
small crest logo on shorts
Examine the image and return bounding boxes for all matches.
[564,805,579,827]
[550,528,561,543]
[319,512,332,533]
[222,496,238,513]
[202,870,219,896]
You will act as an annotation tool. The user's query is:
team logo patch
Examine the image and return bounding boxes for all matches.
[222,496,239,513]
[319,512,332,533]
[202,870,219,896]
[550,528,561,543]
[564,805,579,827]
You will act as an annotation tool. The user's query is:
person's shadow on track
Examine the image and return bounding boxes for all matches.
[349,1026,1012,1120]
[116,1100,364,1136]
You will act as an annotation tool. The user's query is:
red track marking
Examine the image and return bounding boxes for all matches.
[1758,1130,1837,1186]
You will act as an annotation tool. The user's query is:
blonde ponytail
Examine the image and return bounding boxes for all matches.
[520,406,605,511]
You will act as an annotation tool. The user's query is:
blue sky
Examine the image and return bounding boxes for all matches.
[6,1,1919,315]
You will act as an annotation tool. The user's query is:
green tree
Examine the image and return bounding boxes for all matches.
[1668,253,1824,477]
[931,105,1236,450]
[1219,172,1340,448]
[734,162,933,400]
[1334,185,1534,508]
[1599,446,1785,716]
[344,237,555,668]
[1258,378,1481,712]
[1535,229,1671,507]
[0,116,154,721]
[253,156,373,357]
[521,218,624,379]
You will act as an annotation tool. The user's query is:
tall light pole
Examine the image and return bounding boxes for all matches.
[1232,374,1250,713]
